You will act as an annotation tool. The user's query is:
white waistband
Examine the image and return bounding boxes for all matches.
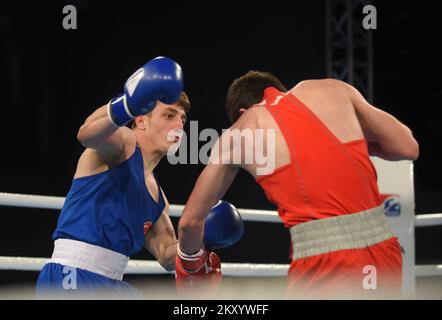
[289,205,394,260]
[49,239,129,281]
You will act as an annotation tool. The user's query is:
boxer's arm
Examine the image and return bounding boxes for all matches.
[77,105,136,162]
[145,193,177,271]
[178,134,239,255]
[345,83,419,161]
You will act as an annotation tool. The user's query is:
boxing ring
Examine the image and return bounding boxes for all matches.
[0,160,441,298]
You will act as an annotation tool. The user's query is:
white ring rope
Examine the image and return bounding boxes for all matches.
[0,192,441,278]
[0,193,280,223]
[0,256,289,277]
[0,256,441,277]
[1,192,441,225]
[414,213,442,227]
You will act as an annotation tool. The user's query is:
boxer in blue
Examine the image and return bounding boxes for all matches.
[36,57,188,298]
[36,56,244,298]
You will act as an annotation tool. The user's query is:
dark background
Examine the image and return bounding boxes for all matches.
[0,0,441,287]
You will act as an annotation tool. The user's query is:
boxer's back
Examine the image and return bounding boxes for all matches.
[238,79,366,178]
[234,79,381,226]
[289,79,365,143]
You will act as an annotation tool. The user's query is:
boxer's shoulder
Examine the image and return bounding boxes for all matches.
[290,78,347,96]
[232,106,269,130]
[74,128,137,178]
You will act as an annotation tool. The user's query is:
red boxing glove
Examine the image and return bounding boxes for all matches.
[175,246,222,295]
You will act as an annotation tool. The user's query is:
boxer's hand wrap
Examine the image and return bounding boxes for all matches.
[176,246,208,272]
[175,245,221,294]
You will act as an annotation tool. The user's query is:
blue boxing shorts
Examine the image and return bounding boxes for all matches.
[36,239,143,299]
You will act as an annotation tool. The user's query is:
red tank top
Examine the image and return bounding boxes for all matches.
[256,87,382,228]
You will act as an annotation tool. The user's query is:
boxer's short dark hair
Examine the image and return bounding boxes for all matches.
[226,71,287,123]
[176,91,191,113]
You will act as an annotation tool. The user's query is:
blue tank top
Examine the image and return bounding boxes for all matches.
[52,145,165,256]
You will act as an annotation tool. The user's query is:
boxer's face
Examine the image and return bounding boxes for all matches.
[142,102,187,154]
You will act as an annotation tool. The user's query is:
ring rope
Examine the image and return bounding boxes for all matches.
[1,192,441,278]
[0,256,440,277]
[0,256,289,276]
[1,192,441,225]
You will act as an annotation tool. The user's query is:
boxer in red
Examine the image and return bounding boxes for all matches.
[177,72,419,298]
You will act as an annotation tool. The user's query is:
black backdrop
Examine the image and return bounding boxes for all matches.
[0,1,441,286]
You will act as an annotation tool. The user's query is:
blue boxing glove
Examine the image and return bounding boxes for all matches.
[204,201,244,250]
[107,56,183,127]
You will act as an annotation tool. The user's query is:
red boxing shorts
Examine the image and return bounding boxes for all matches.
[287,205,402,299]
